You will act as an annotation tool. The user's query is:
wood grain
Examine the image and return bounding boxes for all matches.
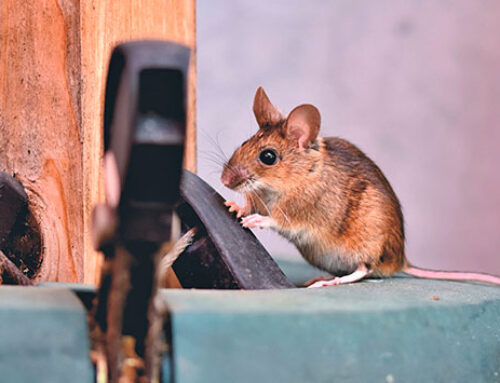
[0,0,196,283]
[0,0,83,282]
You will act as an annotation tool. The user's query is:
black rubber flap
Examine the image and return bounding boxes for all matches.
[174,170,294,290]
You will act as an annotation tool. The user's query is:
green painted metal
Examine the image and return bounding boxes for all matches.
[161,277,500,383]
[0,285,94,383]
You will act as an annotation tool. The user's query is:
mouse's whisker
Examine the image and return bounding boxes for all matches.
[207,169,225,177]
[214,130,229,162]
[198,156,225,169]
[250,190,272,218]
[198,150,227,166]
[274,203,292,227]
[200,129,230,163]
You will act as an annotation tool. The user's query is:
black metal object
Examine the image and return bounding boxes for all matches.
[93,40,191,383]
[174,170,294,289]
[104,40,189,244]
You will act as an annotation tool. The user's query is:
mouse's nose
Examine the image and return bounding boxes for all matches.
[220,169,233,188]
[221,166,249,189]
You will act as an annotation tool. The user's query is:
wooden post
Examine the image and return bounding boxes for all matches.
[0,1,196,283]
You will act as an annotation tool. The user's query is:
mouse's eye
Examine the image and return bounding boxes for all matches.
[259,149,278,166]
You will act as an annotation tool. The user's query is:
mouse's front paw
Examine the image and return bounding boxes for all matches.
[241,214,276,229]
[224,200,249,218]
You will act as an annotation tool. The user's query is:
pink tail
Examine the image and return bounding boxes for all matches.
[404,266,500,285]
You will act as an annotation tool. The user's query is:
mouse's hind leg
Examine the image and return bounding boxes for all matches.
[304,275,332,287]
[307,264,372,288]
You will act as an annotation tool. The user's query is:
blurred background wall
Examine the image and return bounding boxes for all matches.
[196,0,500,274]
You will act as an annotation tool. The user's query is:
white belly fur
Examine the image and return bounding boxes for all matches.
[275,226,360,276]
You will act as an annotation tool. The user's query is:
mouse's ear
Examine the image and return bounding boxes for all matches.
[253,87,284,128]
[285,104,321,150]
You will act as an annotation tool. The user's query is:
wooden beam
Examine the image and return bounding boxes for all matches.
[0,0,84,282]
[80,0,196,284]
[0,1,196,284]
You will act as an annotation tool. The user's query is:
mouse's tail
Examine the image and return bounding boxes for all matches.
[403,265,500,285]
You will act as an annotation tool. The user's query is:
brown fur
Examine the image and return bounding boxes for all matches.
[221,88,406,278]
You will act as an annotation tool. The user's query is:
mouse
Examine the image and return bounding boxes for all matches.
[220,86,500,287]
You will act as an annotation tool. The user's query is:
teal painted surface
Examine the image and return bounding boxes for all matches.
[0,285,94,383]
[162,278,500,383]
[275,258,329,286]
[1,274,498,383]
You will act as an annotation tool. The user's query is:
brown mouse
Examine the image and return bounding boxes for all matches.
[220,87,500,287]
